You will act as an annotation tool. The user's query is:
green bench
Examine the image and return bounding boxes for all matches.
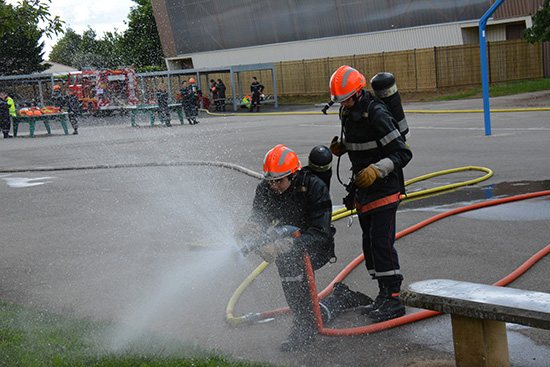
[400,279,550,367]
[13,113,69,137]
[128,104,185,126]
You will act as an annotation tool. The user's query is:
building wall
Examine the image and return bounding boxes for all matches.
[166,17,530,70]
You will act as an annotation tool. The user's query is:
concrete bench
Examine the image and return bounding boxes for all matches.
[400,279,550,367]
[13,113,69,137]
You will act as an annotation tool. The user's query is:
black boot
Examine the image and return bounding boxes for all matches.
[363,277,405,322]
[280,280,316,352]
[320,282,373,323]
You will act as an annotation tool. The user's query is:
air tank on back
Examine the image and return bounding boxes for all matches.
[370,72,410,141]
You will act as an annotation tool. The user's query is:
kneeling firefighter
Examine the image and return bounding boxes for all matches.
[236,145,372,351]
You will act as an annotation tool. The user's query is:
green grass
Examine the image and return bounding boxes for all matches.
[0,301,275,367]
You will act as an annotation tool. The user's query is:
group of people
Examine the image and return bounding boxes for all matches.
[153,76,265,125]
[0,86,80,138]
[236,65,412,352]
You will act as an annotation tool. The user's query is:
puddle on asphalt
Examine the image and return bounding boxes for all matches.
[400,180,550,221]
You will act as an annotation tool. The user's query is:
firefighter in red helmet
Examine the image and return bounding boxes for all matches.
[236,145,335,351]
[329,65,412,322]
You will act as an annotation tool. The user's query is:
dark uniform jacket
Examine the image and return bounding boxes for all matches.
[0,98,9,122]
[216,81,226,100]
[339,90,412,214]
[250,81,264,97]
[156,89,169,109]
[65,94,81,115]
[250,169,334,268]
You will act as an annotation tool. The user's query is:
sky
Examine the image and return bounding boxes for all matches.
[7,0,135,59]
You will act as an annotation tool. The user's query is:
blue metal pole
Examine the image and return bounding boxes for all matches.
[479,0,505,136]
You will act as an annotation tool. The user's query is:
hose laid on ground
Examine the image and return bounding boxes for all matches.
[226,180,550,334]
[226,166,494,324]
[329,166,492,222]
[202,107,550,117]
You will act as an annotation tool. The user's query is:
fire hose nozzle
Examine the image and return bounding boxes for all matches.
[240,312,262,325]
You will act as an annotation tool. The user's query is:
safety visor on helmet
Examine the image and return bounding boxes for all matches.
[330,66,366,103]
[263,145,301,180]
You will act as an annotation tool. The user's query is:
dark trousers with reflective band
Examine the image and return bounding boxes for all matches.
[359,206,402,280]
[276,249,326,334]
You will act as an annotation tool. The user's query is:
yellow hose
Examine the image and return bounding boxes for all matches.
[226,261,270,326]
[225,166,493,326]
[201,107,549,117]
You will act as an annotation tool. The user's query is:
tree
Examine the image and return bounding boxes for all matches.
[49,28,81,66]
[522,0,550,43]
[120,0,165,69]
[0,0,63,39]
[48,0,165,71]
[0,0,62,75]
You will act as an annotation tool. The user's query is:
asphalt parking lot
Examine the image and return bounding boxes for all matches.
[1,92,549,366]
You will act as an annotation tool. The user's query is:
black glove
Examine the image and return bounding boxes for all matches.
[321,106,328,115]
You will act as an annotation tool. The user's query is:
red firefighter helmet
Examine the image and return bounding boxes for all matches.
[263,145,301,180]
[330,65,367,103]
[189,78,195,83]
[53,85,61,90]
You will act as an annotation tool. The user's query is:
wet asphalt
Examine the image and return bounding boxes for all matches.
[0,92,549,366]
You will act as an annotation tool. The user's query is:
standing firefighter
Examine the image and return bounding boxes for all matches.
[156,83,171,127]
[216,79,226,112]
[249,76,264,112]
[65,89,81,135]
[329,65,412,322]
[52,85,64,109]
[236,145,335,351]
[209,79,219,111]
[180,79,199,125]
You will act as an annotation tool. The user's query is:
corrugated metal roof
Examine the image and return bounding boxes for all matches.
[172,22,471,68]
[493,0,543,19]
[161,0,492,55]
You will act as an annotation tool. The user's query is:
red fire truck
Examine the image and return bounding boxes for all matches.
[67,68,139,114]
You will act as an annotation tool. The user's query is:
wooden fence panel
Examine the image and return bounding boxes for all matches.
[354,53,385,86]
[382,50,417,91]
[489,40,543,83]
[273,40,543,96]
[414,48,437,90]
[436,44,481,88]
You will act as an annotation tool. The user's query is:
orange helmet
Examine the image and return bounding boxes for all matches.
[53,85,61,90]
[189,78,195,83]
[263,145,302,180]
[330,65,366,103]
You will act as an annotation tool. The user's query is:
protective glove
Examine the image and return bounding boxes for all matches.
[329,136,346,157]
[255,242,279,263]
[321,106,328,115]
[255,237,294,263]
[235,221,262,244]
[355,165,380,188]
[274,237,294,254]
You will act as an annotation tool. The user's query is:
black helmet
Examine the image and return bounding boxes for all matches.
[308,145,332,173]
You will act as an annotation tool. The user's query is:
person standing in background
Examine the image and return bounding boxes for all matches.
[156,83,171,127]
[249,76,264,112]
